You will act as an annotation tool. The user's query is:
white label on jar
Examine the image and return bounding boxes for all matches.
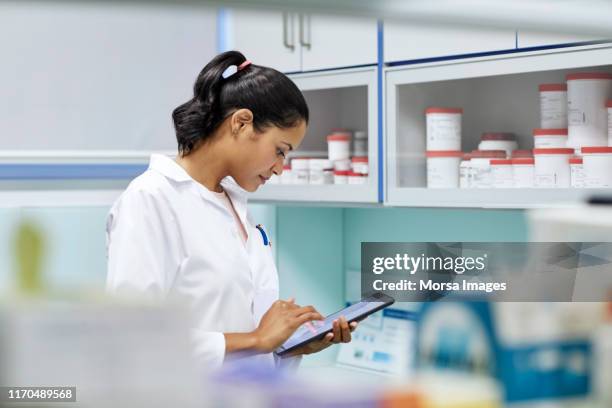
[540,91,568,128]
[513,166,535,188]
[426,114,461,150]
[608,108,612,144]
[535,173,555,187]
[568,109,587,126]
[570,164,585,188]
[293,169,309,184]
[459,162,470,188]
[492,166,514,188]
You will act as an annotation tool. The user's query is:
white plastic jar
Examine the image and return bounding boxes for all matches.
[351,156,369,175]
[333,159,351,171]
[570,156,585,188]
[533,148,574,188]
[347,171,367,185]
[334,170,349,184]
[426,150,462,188]
[327,132,351,161]
[470,150,506,188]
[533,128,568,148]
[539,83,568,128]
[309,159,334,185]
[490,159,514,188]
[581,146,612,187]
[353,130,368,156]
[459,153,471,189]
[291,158,310,184]
[425,107,462,151]
[607,100,612,146]
[478,132,518,157]
[280,164,292,184]
[567,72,612,149]
[512,157,535,188]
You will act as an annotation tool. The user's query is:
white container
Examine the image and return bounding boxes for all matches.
[291,158,310,185]
[459,154,471,189]
[333,159,351,171]
[607,100,612,145]
[539,83,568,128]
[581,146,612,187]
[426,150,462,188]
[347,171,367,185]
[569,156,585,188]
[490,159,514,188]
[353,130,368,156]
[327,133,351,161]
[309,159,334,185]
[567,72,612,149]
[334,170,349,184]
[478,132,518,157]
[533,148,574,188]
[268,174,280,184]
[425,107,462,151]
[512,157,535,188]
[470,150,506,188]
[533,128,568,148]
[351,156,369,175]
[280,165,292,184]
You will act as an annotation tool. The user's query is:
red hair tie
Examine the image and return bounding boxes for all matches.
[238,60,252,71]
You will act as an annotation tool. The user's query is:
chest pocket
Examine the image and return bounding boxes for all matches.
[247,223,279,325]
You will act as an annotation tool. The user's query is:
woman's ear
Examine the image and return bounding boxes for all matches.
[230,109,254,137]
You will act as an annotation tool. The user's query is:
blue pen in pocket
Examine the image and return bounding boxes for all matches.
[255,224,270,246]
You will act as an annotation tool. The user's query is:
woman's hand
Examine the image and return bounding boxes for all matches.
[252,298,324,354]
[283,316,358,357]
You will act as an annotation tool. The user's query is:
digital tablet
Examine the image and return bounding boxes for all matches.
[274,292,395,357]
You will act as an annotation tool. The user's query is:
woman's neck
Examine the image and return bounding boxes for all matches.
[175,142,229,193]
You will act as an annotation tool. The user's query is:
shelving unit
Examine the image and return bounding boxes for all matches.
[385,44,612,208]
[251,66,379,203]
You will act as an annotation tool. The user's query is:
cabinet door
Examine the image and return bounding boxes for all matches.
[227,9,301,73]
[517,31,603,48]
[300,15,377,71]
[384,22,516,63]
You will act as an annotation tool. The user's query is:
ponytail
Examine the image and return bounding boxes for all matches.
[172,50,309,155]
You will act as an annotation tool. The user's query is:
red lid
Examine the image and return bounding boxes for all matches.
[470,150,506,159]
[533,148,575,155]
[462,153,472,160]
[334,170,350,176]
[512,149,533,158]
[512,157,535,165]
[533,128,568,136]
[283,164,291,170]
[490,159,513,165]
[481,132,515,141]
[607,100,612,108]
[351,156,369,163]
[425,150,463,158]
[581,146,612,154]
[348,171,366,177]
[569,157,583,164]
[425,107,463,115]
[566,72,612,81]
[327,134,351,142]
[539,83,567,92]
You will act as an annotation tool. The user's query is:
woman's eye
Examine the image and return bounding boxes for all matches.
[277,149,286,158]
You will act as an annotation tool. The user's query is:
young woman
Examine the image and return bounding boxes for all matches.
[106,51,356,370]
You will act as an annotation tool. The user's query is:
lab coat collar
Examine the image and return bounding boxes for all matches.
[148,154,250,226]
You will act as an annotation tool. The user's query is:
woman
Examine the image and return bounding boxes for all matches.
[106,51,356,370]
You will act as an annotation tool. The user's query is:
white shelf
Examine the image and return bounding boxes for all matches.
[0,189,124,208]
[251,66,380,204]
[385,45,612,208]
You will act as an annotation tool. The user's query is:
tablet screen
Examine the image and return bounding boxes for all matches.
[278,300,386,352]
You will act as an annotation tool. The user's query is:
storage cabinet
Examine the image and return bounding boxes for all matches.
[225,9,377,73]
[385,45,612,208]
[250,67,379,204]
[384,22,516,63]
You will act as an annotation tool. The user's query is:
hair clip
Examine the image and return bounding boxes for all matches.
[221,60,252,79]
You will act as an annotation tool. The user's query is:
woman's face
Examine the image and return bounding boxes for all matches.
[231,119,307,192]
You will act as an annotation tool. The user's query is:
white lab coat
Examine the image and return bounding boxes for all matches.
[106,154,295,370]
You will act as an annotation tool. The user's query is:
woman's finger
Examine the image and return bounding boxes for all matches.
[331,319,341,343]
[349,321,358,332]
[340,316,351,342]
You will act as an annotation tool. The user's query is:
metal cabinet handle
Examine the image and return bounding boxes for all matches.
[299,14,311,48]
[282,12,295,50]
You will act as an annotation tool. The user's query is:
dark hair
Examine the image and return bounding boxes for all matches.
[172,50,309,155]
